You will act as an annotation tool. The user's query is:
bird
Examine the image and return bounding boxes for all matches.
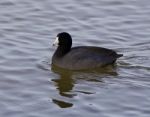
[52,32,123,70]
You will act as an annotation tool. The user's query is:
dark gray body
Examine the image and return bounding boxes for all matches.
[52,46,123,70]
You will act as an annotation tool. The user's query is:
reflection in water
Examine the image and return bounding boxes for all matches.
[51,65,118,108]
[52,70,75,98]
[52,99,73,108]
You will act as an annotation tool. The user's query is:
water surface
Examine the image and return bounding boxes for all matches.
[0,0,150,117]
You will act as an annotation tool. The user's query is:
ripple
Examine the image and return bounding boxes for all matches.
[0,0,150,117]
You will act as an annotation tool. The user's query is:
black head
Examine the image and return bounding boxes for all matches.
[53,32,72,48]
[53,32,72,56]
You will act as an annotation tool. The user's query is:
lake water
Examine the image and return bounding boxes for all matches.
[0,0,150,117]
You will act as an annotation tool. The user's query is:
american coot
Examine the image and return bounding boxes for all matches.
[52,32,123,70]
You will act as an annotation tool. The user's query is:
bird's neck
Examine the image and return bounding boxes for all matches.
[54,46,71,57]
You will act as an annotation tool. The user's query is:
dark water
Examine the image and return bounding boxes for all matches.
[0,0,150,117]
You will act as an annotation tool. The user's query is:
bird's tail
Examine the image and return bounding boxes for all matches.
[117,54,123,58]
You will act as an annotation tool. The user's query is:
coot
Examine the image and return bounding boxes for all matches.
[52,32,123,70]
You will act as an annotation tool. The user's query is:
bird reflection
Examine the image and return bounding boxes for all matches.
[51,64,118,108]
[52,70,75,98]
[52,99,73,108]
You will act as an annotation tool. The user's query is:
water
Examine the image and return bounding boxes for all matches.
[0,0,150,117]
